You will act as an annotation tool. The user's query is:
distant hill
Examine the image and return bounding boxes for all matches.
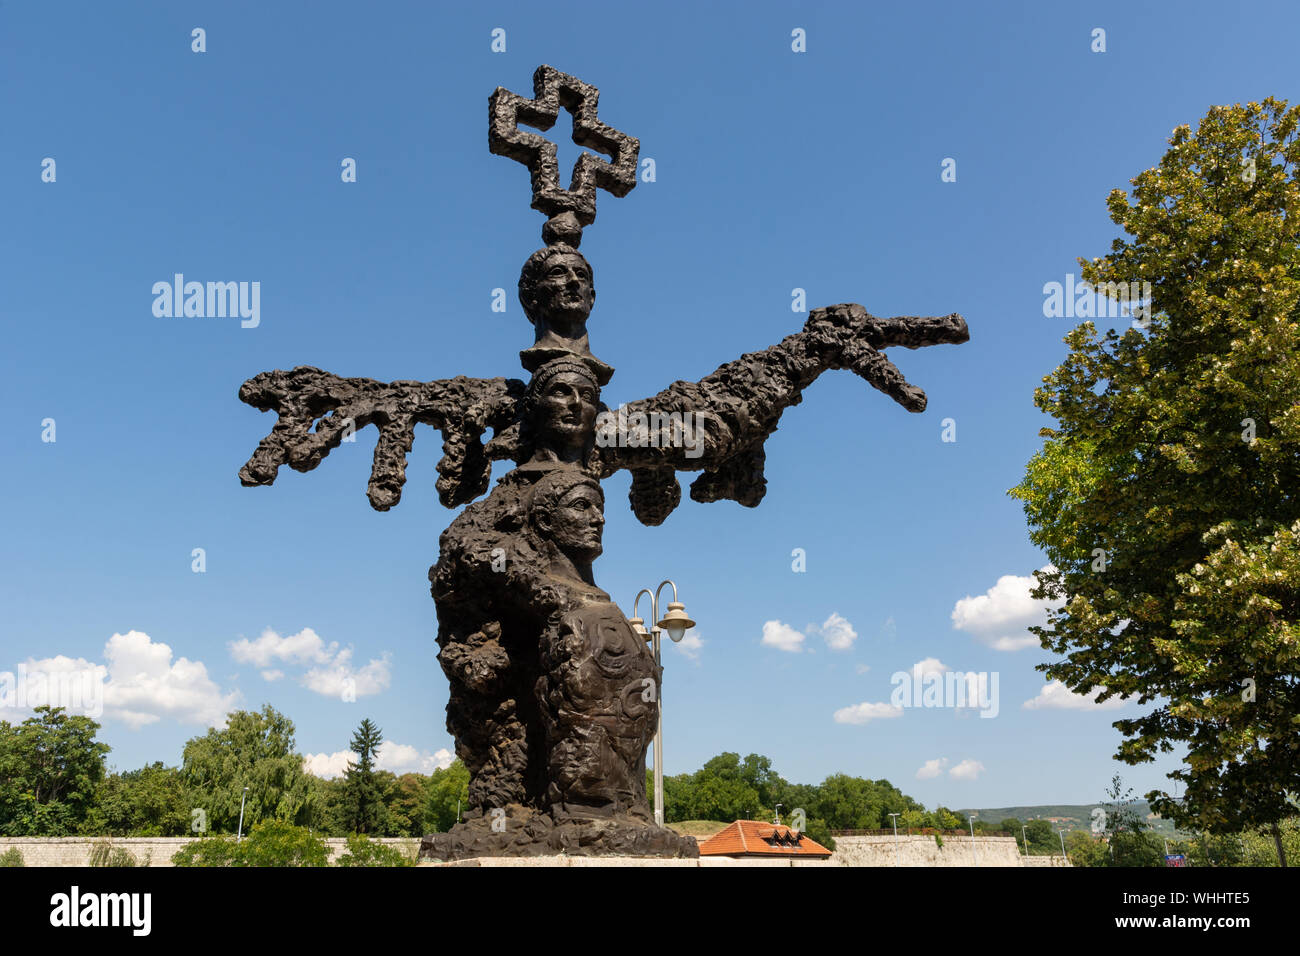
[958,803,1182,836]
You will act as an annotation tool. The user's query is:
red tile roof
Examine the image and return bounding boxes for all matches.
[697,820,832,858]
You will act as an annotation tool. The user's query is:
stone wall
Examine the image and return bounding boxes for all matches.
[0,835,1068,867]
[829,833,1044,867]
[0,837,420,867]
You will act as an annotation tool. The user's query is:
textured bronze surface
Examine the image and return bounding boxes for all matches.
[237,66,968,859]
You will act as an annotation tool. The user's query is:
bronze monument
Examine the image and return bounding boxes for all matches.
[237,65,969,858]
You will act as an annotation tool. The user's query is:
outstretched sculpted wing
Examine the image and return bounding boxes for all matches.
[238,367,525,511]
[600,304,969,525]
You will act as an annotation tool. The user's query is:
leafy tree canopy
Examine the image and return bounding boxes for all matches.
[1011,99,1300,859]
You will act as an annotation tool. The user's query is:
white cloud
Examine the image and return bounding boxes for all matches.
[855,663,871,675]
[303,742,455,779]
[230,628,391,700]
[763,613,859,654]
[302,749,354,779]
[0,631,239,730]
[0,655,105,719]
[101,631,239,729]
[916,758,950,780]
[377,741,454,775]
[229,627,336,667]
[949,759,985,781]
[832,701,904,725]
[819,613,858,651]
[951,567,1054,651]
[909,657,949,677]
[671,632,703,661]
[1023,680,1129,711]
[761,620,806,653]
[302,650,392,700]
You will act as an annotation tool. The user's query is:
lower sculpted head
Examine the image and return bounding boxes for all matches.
[528,469,606,565]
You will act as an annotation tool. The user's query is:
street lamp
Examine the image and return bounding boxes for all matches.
[629,579,695,828]
[774,803,784,825]
[1021,824,1030,857]
[1058,828,1067,861]
[969,814,980,866]
[888,812,902,867]
[237,786,250,843]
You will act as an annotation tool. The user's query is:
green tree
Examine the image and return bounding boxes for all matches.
[422,760,469,833]
[180,705,314,832]
[1100,774,1163,867]
[1025,819,1056,854]
[84,763,192,836]
[387,772,428,837]
[1010,99,1300,867]
[810,774,878,830]
[0,706,110,835]
[933,807,964,830]
[1065,830,1110,867]
[342,718,385,834]
[682,771,760,822]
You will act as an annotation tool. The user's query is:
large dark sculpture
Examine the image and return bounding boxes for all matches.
[237,65,969,859]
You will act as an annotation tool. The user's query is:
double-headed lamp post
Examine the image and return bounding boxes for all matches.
[237,786,250,843]
[888,812,902,867]
[628,580,696,828]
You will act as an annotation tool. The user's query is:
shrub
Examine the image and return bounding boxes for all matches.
[0,848,24,867]
[237,821,329,867]
[172,822,328,867]
[88,840,137,867]
[334,834,416,867]
[171,835,238,867]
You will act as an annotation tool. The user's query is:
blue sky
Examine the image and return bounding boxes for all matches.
[2,0,1296,809]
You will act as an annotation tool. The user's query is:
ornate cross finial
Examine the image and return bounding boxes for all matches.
[489,65,640,247]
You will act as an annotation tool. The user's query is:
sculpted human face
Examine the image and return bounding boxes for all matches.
[536,371,598,449]
[529,253,594,333]
[546,483,605,562]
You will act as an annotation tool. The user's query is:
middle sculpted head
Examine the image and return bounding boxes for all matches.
[524,358,600,460]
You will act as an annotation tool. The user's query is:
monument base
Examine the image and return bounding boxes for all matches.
[419,809,699,861]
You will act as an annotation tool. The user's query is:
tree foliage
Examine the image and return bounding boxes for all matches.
[422,760,469,833]
[171,820,329,867]
[1010,99,1300,859]
[180,705,315,833]
[0,706,110,835]
[342,718,386,835]
[85,762,192,836]
[335,833,415,867]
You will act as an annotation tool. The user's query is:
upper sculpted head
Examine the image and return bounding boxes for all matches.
[518,245,594,338]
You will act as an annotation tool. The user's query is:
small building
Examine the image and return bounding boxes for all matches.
[697,821,832,859]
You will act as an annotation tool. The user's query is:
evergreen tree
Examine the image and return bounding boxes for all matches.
[342,718,385,834]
